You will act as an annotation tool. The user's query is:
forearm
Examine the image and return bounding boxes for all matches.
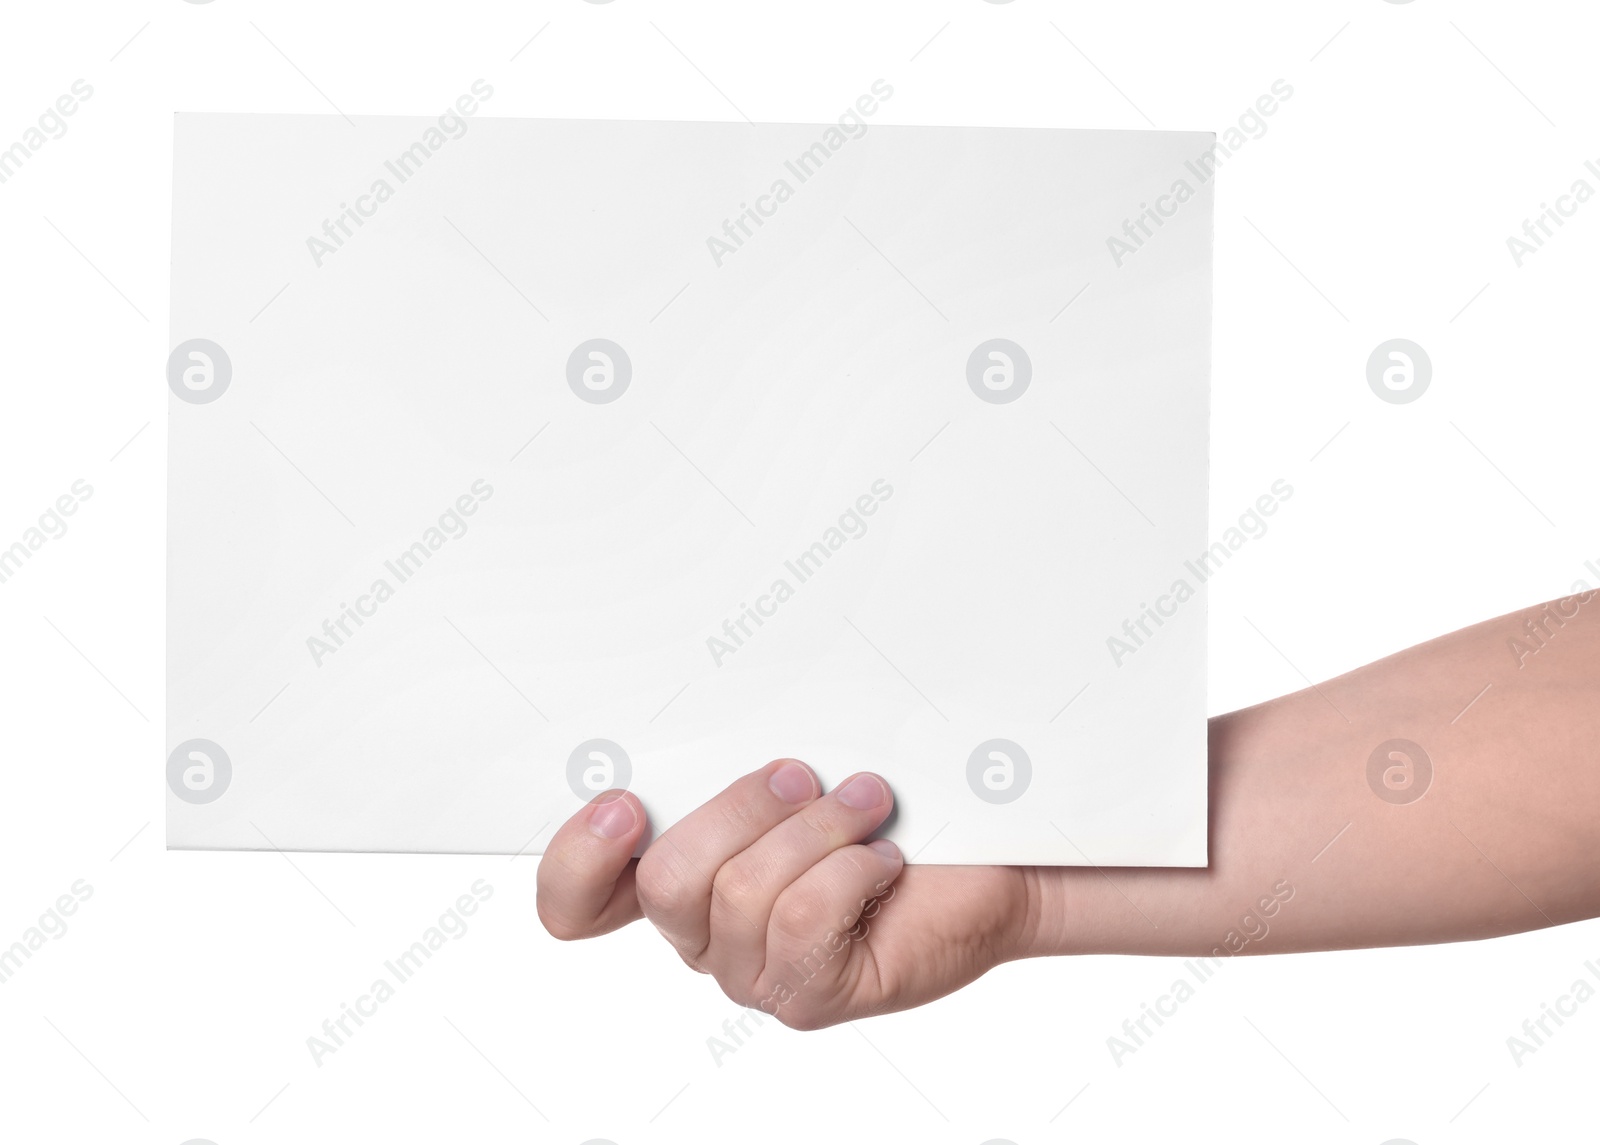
[1024,596,1600,959]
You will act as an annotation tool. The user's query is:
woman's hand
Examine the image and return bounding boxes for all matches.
[536,758,1044,1030]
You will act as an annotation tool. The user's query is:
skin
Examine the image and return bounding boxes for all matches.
[536,595,1600,1030]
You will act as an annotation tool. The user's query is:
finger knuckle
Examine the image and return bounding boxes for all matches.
[758,988,827,1031]
[676,946,711,975]
[634,851,691,918]
[744,970,835,1030]
[797,804,847,845]
[715,789,771,836]
[710,854,765,909]
[770,888,831,942]
[776,1005,829,1032]
[837,846,877,882]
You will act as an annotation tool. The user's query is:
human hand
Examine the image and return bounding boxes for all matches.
[536,758,1044,1029]
[540,601,1600,1028]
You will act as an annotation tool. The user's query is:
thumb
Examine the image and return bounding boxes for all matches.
[536,791,648,940]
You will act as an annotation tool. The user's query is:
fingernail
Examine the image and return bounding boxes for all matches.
[589,794,637,839]
[867,838,901,861]
[835,773,886,810]
[768,760,815,804]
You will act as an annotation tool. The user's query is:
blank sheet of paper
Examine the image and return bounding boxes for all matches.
[166,112,1213,865]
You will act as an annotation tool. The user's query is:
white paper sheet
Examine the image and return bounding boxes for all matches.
[166,111,1212,864]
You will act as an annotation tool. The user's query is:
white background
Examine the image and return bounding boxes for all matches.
[1,1,1596,1142]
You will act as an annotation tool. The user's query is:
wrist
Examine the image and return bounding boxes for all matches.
[1013,866,1073,960]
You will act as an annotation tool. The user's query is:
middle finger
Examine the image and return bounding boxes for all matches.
[633,757,819,964]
